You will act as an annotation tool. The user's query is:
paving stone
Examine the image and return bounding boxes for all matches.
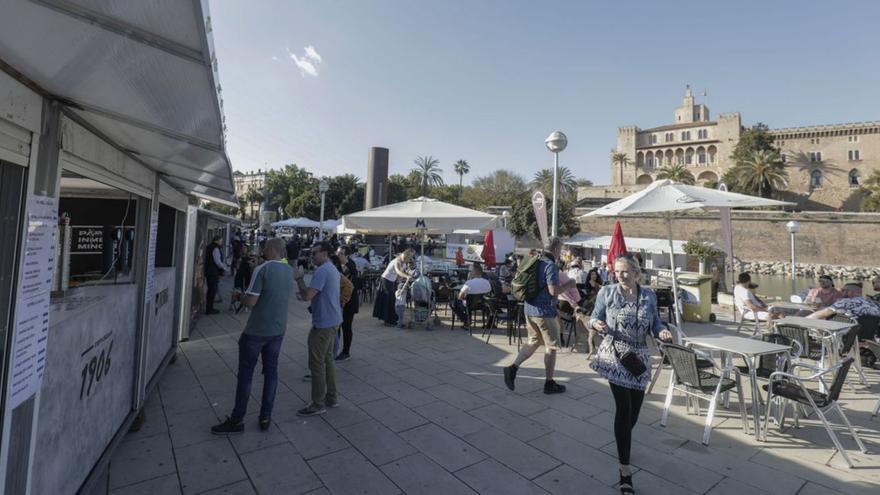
[109,473,181,495]
[425,383,491,410]
[109,433,176,489]
[436,369,496,392]
[276,417,350,460]
[463,427,561,480]
[673,440,805,495]
[381,453,477,495]
[338,419,417,465]
[480,386,549,416]
[527,408,615,448]
[532,464,617,495]
[470,403,552,441]
[160,385,213,416]
[308,448,401,495]
[524,389,604,420]
[413,401,491,437]
[454,458,548,495]
[227,419,289,456]
[529,431,621,486]
[240,443,323,494]
[397,367,445,388]
[175,438,248,495]
[360,397,429,432]
[319,397,373,429]
[624,469,698,495]
[198,480,257,494]
[706,477,774,495]
[167,407,221,449]
[603,443,723,494]
[375,381,438,408]
[400,423,486,472]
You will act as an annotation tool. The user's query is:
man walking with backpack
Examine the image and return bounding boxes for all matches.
[505,237,576,394]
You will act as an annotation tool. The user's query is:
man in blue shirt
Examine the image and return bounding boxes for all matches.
[212,238,294,434]
[294,240,343,416]
[503,237,576,394]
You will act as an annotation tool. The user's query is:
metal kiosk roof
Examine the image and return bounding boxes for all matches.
[0,0,236,205]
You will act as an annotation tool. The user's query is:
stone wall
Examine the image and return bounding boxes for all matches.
[577,210,880,269]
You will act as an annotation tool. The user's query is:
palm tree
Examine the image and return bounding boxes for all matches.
[656,164,696,185]
[411,155,444,196]
[735,149,788,198]
[859,170,880,212]
[453,159,470,195]
[611,152,631,184]
[531,167,577,197]
[242,188,264,222]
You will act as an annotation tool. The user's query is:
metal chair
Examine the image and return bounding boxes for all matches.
[647,324,713,394]
[660,343,749,445]
[762,358,867,468]
[734,333,799,408]
[836,319,867,386]
[774,324,823,361]
[734,306,766,336]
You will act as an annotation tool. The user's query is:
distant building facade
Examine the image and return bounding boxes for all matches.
[233,169,267,219]
[593,88,880,211]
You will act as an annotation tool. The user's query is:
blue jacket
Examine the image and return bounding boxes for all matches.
[589,284,665,344]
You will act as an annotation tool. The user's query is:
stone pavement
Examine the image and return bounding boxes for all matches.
[97,284,880,495]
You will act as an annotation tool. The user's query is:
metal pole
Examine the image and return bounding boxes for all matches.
[790,232,796,294]
[667,216,683,327]
[551,152,559,237]
[319,191,326,241]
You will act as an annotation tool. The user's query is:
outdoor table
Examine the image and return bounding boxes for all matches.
[684,333,792,439]
[775,316,857,389]
[769,301,814,316]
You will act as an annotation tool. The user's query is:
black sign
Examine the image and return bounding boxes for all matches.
[71,226,103,254]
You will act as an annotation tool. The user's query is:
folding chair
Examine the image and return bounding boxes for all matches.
[762,358,867,468]
[735,306,766,336]
[660,343,749,445]
[646,324,713,394]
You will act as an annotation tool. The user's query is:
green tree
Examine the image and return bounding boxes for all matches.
[612,152,631,184]
[411,155,444,196]
[468,169,528,208]
[655,164,696,184]
[730,123,776,166]
[531,166,577,198]
[453,159,470,193]
[734,149,788,198]
[242,188,264,221]
[203,201,239,217]
[387,173,415,203]
[859,170,880,212]
[264,164,314,212]
[507,194,579,240]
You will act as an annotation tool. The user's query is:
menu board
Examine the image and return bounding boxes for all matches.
[9,195,57,409]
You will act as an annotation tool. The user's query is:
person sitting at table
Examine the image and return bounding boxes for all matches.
[804,275,842,309]
[871,276,880,303]
[807,282,880,319]
[734,273,781,323]
[567,258,587,286]
[452,262,492,330]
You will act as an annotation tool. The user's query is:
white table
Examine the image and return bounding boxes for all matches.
[685,334,792,439]
[769,302,814,316]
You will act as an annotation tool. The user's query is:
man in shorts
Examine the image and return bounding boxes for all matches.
[503,237,576,394]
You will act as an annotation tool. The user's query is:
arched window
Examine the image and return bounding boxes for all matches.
[849,169,860,187]
[810,170,823,188]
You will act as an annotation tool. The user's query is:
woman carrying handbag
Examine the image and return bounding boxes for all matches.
[589,255,673,495]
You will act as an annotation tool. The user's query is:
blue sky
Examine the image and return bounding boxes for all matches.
[211,1,880,186]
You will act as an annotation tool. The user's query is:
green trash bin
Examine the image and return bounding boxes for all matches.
[677,273,714,322]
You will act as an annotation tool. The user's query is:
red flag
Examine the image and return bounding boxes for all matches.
[481,229,497,268]
[607,221,628,268]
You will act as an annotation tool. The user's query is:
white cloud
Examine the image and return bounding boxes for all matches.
[271,55,279,61]
[286,45,323,77]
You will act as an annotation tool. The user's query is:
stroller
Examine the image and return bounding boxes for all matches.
[409,270,435,331]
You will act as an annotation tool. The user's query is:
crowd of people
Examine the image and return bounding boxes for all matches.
[202,227,879,495]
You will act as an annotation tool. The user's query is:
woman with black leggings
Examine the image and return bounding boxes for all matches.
[589,255,672,494]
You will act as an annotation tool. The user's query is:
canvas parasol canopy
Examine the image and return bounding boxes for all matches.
[271,217,320,229]
[582,179,792,324]
[342,197,502,272]
[607,221,628,270]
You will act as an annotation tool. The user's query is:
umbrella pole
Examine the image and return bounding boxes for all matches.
[666,215,683,328]
[420,231,425,274]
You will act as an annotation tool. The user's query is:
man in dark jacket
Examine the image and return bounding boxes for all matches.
[286,235,301,265]
[204,235,226,314]
[335,246,360,361]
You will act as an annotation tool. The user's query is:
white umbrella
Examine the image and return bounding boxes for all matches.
[342,197,502,272]
[582,179,792,323]
[271,217,320,229]
[320,219,341,231]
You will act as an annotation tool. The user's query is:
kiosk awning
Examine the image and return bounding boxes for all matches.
[0,0,235,205]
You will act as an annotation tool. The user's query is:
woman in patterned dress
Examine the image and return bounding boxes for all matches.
[589,255,672,495]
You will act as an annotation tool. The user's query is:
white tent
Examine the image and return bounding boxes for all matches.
[582,179,792,323]
[271,217,320,229]
[342,197,502,272]
[321,219,341,231]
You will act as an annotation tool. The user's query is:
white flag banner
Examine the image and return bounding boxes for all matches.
[532,191,549,247]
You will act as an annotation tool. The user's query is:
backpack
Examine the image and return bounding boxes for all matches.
[511,255,542,301]
[339,274,354,307]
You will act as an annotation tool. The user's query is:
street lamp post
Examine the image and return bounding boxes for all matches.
[319,179,329,241]
[544,131,568,237]
[786,220,800,294]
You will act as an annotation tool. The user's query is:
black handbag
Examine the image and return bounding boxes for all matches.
[611,285,648,377]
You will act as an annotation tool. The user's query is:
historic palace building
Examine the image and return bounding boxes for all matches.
[603,88,880,210]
